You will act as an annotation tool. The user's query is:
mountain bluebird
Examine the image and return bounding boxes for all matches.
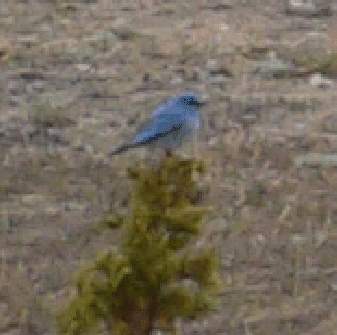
[110,92,204,155]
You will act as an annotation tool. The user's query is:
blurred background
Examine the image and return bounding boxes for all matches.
[1,0,337,334]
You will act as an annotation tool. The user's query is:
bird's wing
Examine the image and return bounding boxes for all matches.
[151,96,179,117]
[132,113,184,145]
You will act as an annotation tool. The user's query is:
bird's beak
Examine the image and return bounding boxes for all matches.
[197,101,206,107]
[197,96,208,106]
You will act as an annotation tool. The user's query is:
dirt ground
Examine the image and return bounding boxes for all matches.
[1,0,337,334]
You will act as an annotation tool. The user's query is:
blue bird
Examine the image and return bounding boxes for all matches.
[110,92,204,156]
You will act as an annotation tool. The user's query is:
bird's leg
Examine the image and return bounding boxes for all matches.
[192,131,198,158]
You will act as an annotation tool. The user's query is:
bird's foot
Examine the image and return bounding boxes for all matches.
[165,149,173,157]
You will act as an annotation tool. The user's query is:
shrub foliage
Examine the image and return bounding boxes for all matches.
[58,156,221,335]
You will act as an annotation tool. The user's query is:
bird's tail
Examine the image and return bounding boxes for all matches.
[110,143,139,156]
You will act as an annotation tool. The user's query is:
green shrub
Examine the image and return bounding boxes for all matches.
[294,52,337,77]
[58,156,222,335]
[29,103,74,129]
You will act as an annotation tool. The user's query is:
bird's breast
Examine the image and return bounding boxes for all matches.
[185,113,201,130]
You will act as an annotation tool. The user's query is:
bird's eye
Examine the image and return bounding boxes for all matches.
[179,94,202,106]
[184,97,197,105]
[190,98,200,105]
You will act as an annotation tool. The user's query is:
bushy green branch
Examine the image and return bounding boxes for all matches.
[58,156,221,335]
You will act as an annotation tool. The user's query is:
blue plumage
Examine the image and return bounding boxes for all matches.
[110,92,203,155]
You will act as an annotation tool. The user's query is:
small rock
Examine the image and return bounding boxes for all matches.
[285,0,332,17]
[243,45,275,60]
[21,194,44,205]
[309,72,333,88]
[315,231,328,248]
[8,96,21,107]
[7,81,23,96]
[208,75,231,85]
[17,34,39,48]
[75,63,92,72]
[320,114,337,133]
[208,136,218,147]
[295,153,337,167]
[254,51,296,79]
[46,128,68,145]
[170,76,183,85]
[206,59,232,77]
[151,331,164,335]
[73,143,94,154]
[30,80,46,92]
[203,0,233,11]
[330,282,337,291]
[109,120,121,128]
[291,234,307,245]
[18,70,45,81]
[206,59,232,85]
[0,38,10,58]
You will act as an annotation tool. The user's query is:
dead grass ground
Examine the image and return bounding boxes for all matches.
[1,0,337,334]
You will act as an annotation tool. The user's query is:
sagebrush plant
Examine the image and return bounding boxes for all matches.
[58,156,222,335]
[293,52,337,77]
[29,102,74,129]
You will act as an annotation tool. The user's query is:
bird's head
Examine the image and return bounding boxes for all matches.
[177,92,205,107]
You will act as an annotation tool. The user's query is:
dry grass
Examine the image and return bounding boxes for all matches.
[293,53,337,77]
[1,0,337,334]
